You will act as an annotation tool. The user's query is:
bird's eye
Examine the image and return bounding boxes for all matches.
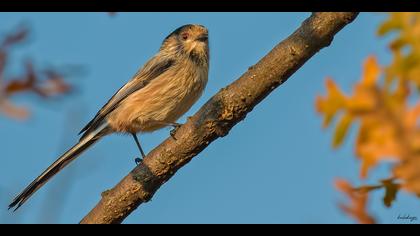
[181,32,189,40]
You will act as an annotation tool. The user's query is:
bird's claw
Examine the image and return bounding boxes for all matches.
[135,157,142,165]
[170,123,182,140]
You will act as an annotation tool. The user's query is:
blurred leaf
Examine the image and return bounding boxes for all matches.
[317,13,420,223]
[0,98,29,120]
[5,80,31,94]
[332,114,353,148]
[316,78,347,128]
[335,179,376,224]
[380,13,420,89]
[0,25,77,120]
[394,155,420,195]
[377,13,402,36]
[361,56,381,87]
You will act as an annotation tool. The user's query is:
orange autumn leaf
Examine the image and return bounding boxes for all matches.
[332,113,353,148]
[317,13,420,223]
[0,98,29,120]
[356,116,402,178]
[41,70,72,96]
[5,79,33,94]
[4,62,72,98]
[346,56,379,113]
[318,55,419,179]
[379,13,420,89]
[317,56,381,151]
[361,56,381,87]
[0,25,75,120]
[335,179,376,224]
[316,77,347,128]
[317,56,391,178]
[394,157,420,194]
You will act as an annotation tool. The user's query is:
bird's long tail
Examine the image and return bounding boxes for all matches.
[8,123,108,211]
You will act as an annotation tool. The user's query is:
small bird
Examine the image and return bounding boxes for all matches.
[9,24,209,211]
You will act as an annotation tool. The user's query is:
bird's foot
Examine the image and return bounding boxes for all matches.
[135,157,143,165]
[170,123,182,140]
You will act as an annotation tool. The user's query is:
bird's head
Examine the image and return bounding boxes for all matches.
[161,24,209,66]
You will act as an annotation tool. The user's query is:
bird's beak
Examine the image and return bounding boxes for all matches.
[196,34,208,42]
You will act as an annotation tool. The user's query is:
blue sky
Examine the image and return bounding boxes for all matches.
[1,13,419,224]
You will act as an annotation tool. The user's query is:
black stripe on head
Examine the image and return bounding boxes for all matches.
[164,24,194,41]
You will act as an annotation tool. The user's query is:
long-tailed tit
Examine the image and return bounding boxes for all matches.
[9,24,209,211]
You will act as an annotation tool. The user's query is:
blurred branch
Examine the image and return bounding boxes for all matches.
[80,12,359,224]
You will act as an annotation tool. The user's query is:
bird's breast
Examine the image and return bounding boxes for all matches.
[108,61,208,133]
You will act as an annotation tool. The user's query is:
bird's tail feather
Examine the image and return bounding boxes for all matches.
[8,123,108,211]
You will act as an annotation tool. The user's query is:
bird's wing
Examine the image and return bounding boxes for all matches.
[79,56,175,139]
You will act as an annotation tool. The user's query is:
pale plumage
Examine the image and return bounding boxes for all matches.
[108,47,208,133]
[9,24,209,211]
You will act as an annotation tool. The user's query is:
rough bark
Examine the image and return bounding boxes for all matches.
[80,12,359,224]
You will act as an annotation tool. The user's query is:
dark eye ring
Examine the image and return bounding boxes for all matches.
[181,33,189,40]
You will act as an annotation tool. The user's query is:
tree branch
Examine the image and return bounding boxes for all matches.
[80,12,359,224]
